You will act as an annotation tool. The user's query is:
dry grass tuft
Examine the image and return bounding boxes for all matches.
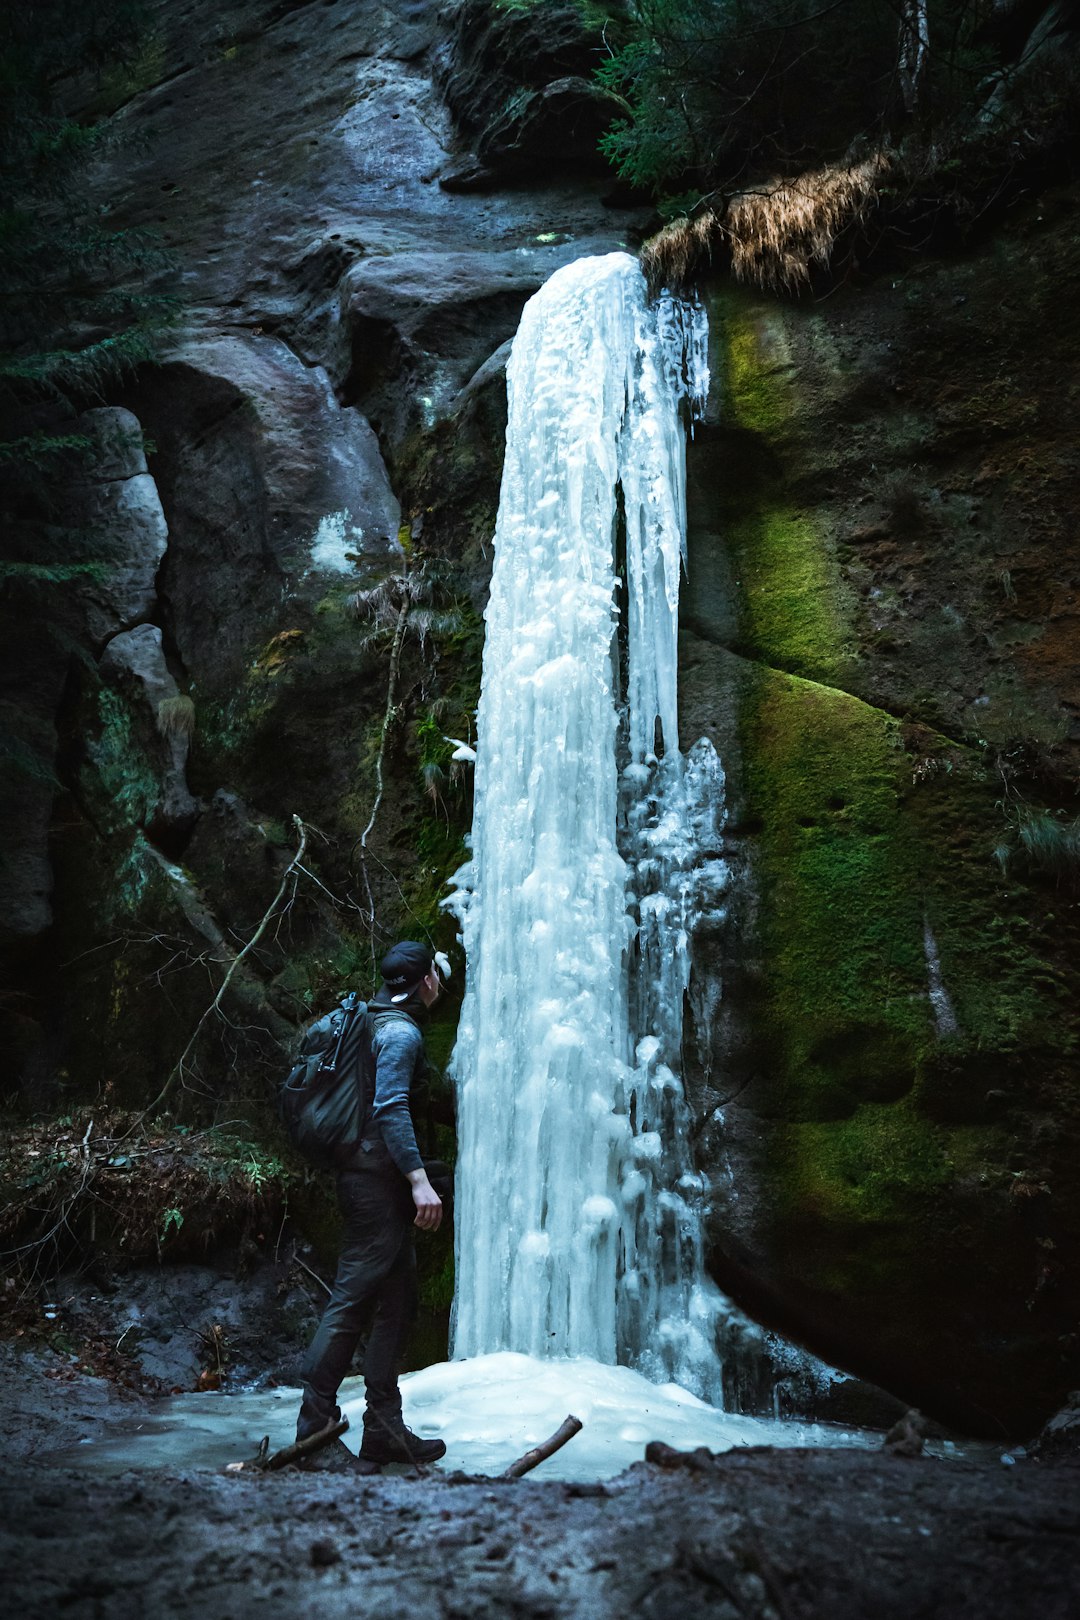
[156,694,196,739]
[349,568,463,652]
[641,212,716,298]
[726,153,891,293]
[643,151,892,297]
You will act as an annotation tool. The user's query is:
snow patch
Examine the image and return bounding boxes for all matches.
[308,509,365,575]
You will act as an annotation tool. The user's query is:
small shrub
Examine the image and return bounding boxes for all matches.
[1016,812,1080,889]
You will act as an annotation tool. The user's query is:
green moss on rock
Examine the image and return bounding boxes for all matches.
[714,292,855,688]
[741,662,928,1120]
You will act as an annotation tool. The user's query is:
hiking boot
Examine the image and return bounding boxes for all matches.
[358,1422,447,1467]
[299,1438,383,1475]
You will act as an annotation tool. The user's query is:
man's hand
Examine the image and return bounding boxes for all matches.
[407,1169,443,1231]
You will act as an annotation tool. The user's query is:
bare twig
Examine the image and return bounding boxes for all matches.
[134,816,308,1124]
[290,1247,332,1297]
[357,594,411,927]
[503,1415,583,1479]
[226,1419,351,1473]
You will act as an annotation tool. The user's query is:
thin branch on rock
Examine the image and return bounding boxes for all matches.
[227,1419,350,1473]
[134,816,308,1125]
[290,1246,332,1297]
[357,593,411,932]
[268,1418,352,1471]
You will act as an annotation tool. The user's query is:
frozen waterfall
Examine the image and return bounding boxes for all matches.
[447,252,730,1404]
[53,254,893,1486]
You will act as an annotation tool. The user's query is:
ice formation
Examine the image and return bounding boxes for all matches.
[447,253,731,1401]
[52,1361,882,1481]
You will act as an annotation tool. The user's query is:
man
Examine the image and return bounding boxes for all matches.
[296,940,448,1471]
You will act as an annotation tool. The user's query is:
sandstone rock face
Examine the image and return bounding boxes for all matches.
[677,229,1080,1435]
[341,243,611,449]
[435,0,624,176]
[1,0,647,1097]
[127,335,402,692]
[0,407,168,948]
[70,408,169,649]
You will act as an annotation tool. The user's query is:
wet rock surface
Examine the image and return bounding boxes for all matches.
[40,1256,320,1393]
[1,0,651,1130]
[435,0,621,175]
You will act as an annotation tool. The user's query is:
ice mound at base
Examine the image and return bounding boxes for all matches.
[46,1356,872,1479]
[338,1352,873,1481]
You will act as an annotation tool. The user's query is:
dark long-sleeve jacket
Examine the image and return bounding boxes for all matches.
[365,996,427,1175]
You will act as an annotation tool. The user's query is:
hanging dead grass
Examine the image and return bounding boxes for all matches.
[726,153,891,293]
[156,694,196,739]
[641,211,716,298]
[642,151,893,298]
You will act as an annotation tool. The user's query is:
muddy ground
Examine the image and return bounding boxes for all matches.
[4,1349,1078,1620]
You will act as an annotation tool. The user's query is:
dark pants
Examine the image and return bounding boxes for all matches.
[297,1148,417,1442]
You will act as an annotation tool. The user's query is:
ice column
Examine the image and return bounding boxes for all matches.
[448,253,728,1400]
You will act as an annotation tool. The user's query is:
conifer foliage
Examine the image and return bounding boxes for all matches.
[596,0,1076,209]
[0,2,174,517]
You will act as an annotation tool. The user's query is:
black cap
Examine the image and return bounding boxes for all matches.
[380,940,433,993]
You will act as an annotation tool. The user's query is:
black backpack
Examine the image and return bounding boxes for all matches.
[279,992,373,1168]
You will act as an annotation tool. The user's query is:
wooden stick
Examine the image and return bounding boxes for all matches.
[502,1415,583,1479]
[290,1248,333,1296]
[228,1418,349,1473]
[265,1416,350,1471]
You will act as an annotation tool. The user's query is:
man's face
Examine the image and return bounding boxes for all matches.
[418,967,442,1008]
